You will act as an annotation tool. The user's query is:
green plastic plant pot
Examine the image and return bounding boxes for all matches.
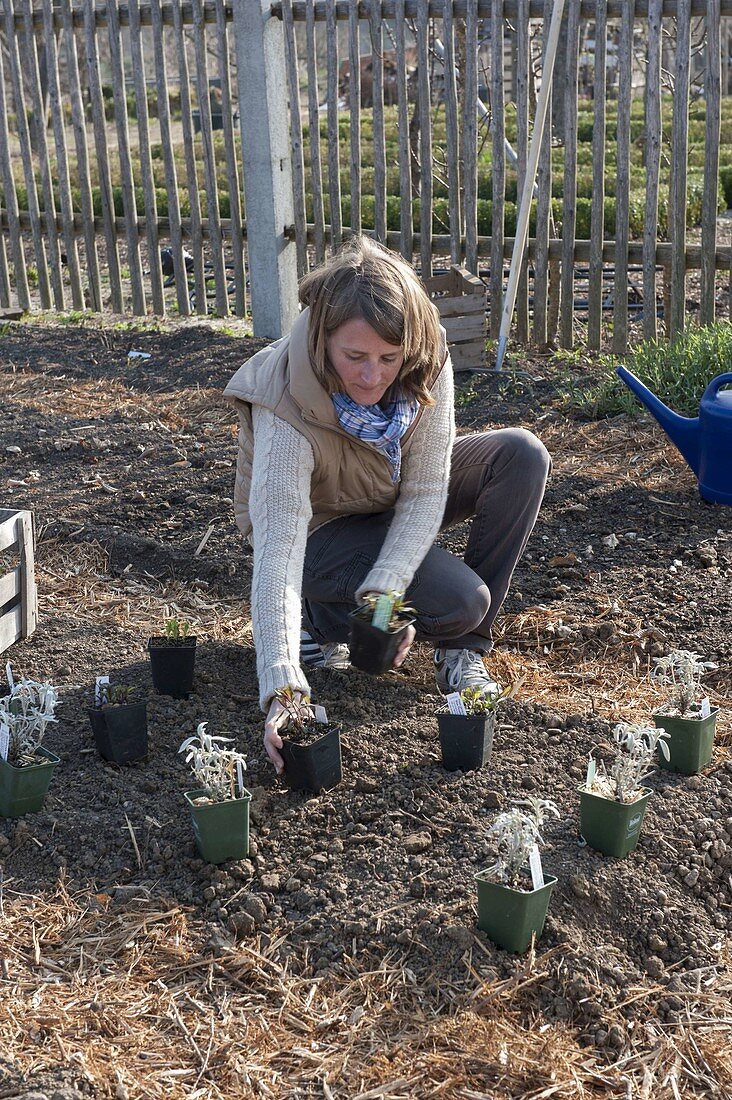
[579,786,651,858]
[184,787,251,864]
[437,712,495,771]
[653,710,718,774]
[0,747,60,818]
[474,871,557,953]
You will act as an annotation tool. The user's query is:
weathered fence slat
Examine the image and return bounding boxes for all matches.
[0,238,9,308]
[395,0,413,259]
[107,0,146,314]
[306,0,326,260]
[442,0,461,265]
[370,0,387,243]
[192,0,229,315]
[559,0,580,349]
[60,0,101,312]
[464,0,479,274]
[514,0,529,344]
[326,0,343,251]
[83,0,123,312]
[643,0,662,341]
[274,2,732,19]
[669,0,692,337]
[490,0,505,335]
[150,0,190,315]
[348,0,362,236]
[612,0,634,355]
[172,0,207,313]
[587,0,607,349]
[129,0,165,315]
[41,0,83,310]
[417,0,433,276]
[0,39,29,309]
[215,0,246,315]
[701,0,721,325]
[532,0,553,345]
[283,0,309,277]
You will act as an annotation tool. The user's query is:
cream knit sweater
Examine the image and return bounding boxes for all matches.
[250,365,456,710]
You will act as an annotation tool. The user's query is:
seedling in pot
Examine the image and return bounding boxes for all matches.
[475,798,560,953]
[148,613,197,698]
[179,721,251,864]
[437,683,511,772]
[88,677,148,765]
[0,676,61,818]
[274,687,342,792]
[349,591,416,675]
[650,650,719,774]
[579,722,670,858]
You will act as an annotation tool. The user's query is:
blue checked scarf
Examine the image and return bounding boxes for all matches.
[332,391,419,483]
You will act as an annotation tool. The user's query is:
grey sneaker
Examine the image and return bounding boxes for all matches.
[300,630,351,670]
[434,647,500,694]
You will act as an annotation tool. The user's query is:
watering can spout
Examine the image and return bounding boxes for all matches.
[616,365,701,476]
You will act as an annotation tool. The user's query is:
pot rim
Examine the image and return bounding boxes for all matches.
[578,784,652,804]
[184,786,251,807]
[474,869,558,894]
[0,745,61,771]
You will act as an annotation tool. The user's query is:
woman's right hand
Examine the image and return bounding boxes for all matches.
[264,691,304,776]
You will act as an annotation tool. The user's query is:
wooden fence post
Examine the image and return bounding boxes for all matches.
[232,0,299,339]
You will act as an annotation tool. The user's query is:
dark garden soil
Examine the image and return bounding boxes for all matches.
[0,318,730,1098]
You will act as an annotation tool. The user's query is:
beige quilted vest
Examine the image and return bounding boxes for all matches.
[223,307,446,538]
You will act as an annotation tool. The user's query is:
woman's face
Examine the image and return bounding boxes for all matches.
[327,317,404,405]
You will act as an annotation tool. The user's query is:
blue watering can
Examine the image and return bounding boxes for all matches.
[616,366,732,506]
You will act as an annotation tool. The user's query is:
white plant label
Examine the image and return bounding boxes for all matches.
[314,704,328,724]
[5,662,13,690]
[95,675,110,706]
[446,692,467,716]
[700,696,711,719]
[236,760,246,797]
[529,844,545,890]
[371,594,394,631]
[586,757,597,788]
[0,721,9,761]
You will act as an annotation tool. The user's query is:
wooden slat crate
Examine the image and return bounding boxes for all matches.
[0,509,37,655]
[423,266,488,372]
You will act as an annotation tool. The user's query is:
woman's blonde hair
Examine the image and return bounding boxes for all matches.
[298,236,443,405]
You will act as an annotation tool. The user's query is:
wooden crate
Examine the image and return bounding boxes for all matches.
[0,509,37,655]
[423,266,488,372]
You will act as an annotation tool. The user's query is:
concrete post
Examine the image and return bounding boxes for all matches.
[232,0,299,339]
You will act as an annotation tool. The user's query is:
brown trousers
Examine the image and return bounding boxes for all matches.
[301,427,551,654]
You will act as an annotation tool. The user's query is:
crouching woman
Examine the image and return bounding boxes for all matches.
[224,237,550,774]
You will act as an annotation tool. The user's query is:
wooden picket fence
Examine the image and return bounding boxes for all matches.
[0,0,730,353]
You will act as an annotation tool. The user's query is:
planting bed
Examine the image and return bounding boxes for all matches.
[0,318,730,1098]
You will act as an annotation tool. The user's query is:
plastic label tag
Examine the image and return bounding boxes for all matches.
[446,692,467,716]
[699,697,711,719]
[0,721,9,761]
[529,844,545,890]
[5,662,13,690]
[95,675,110,706]
[314,704,328,724]
[236,760,246,798]
[127,350,152,361]
[586,757,596,788]
[371,594,394,631]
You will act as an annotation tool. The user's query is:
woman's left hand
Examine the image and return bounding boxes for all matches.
[393,623,415,668]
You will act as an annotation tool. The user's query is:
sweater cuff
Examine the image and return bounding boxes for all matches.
[259,663,311,713]
[356,565,411,602]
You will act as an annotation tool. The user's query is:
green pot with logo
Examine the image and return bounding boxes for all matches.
[653,710,718,775]
[474,870,557,953]
[0,747,60,818]
[184,787,251,864]
[579,786,651,858]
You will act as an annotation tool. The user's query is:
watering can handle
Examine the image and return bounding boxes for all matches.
[703,373,732,399]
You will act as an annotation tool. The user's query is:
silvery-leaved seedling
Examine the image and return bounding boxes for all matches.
[586,722,670,804]
[179,721,247,803]
[0,677,60,766]
[651,649,716,716]
[484,797,560,890]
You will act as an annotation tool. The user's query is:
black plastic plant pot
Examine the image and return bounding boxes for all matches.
[184,787,251,864]
[0,747,60,818]
[281,725,342,793]
[579,786,651,858]
[438,712,495,771]
[653,710,718,775]
[475,871,557,953]
[348,609,415,675]
[87,703,148,764]
[148,636,197,698]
